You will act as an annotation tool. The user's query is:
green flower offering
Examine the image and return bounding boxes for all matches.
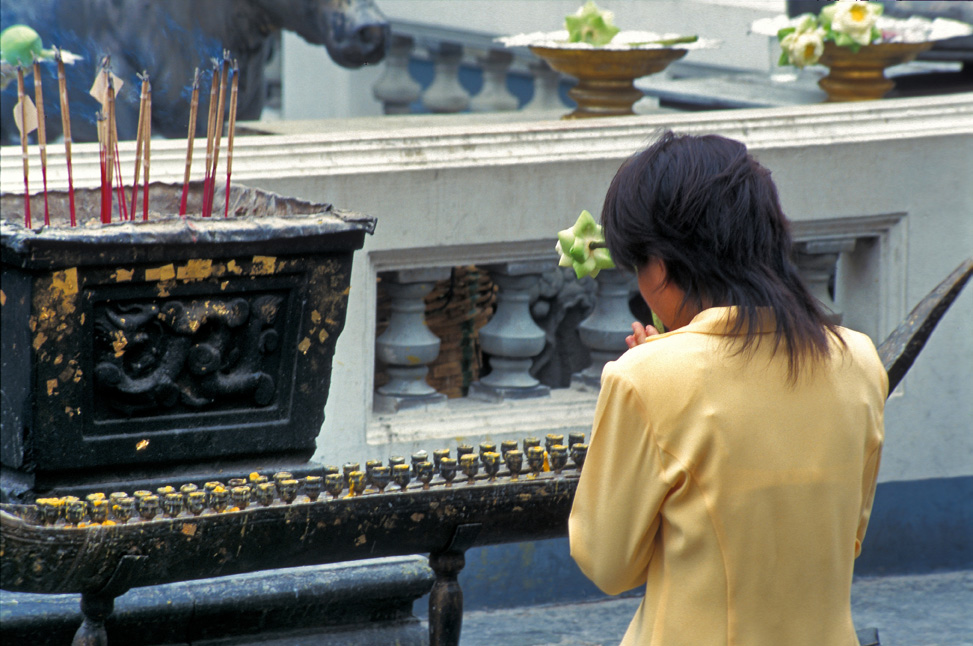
[565,1,620,47]
[556,210,615,279]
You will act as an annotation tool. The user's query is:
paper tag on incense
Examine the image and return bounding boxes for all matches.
[88,71,124,108]
[13,95,38,136]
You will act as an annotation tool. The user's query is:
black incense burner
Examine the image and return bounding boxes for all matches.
[1,182,375,500]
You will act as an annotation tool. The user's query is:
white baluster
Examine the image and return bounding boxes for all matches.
[422,42,470,113]
[469,262,551,401]
[524,60,565,112]
[794,239,857,325]
[574,268,636,389]
[373,34,422,115]
[375,269,451,413]
[470,49,518,112]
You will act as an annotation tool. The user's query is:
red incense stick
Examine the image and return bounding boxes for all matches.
[55,48,76,226]
[105,74,118,222]
[201,62,219,217]
[98,115,109,223]
[131,72,149,218]
[223,60,239,218]
[16,68,32,228]
[179,68,200,217]
[207,55,229,218]
[32,59,50,226]
[142,88,151,221]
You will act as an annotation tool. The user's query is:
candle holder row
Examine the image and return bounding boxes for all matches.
[28,434,588,527]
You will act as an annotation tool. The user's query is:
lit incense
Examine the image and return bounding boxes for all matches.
[55,48,77,226]
[224,60,239,218]
[201,61,219,217]
[106,73,124,222]
[131,72,149,217]
[207,54,229,218]
[32,58,50,225]
[142,85,151,221]
[98,113,109,223]
[179,68,200,217]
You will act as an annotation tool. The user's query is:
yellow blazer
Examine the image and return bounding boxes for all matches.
[569,307,887,646]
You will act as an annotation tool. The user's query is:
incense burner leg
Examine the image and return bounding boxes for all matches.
[428,550,466,646]
[428,523,481,646]
[72,592,115,646]
[70,554,146,646]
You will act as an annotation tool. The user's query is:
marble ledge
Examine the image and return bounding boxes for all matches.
[367,384,599,446]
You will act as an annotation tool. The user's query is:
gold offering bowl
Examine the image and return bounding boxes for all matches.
[529,45,687,118]
[817,40,933,102]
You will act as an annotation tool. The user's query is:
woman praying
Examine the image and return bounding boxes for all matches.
[569,131,886,646]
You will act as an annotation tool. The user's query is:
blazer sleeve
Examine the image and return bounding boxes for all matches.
[568,363,668,595]
[853,335,888,559]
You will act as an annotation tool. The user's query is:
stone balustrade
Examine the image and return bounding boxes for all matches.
[371,22,569,115]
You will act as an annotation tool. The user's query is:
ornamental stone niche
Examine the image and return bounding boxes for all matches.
[0,183,374,499]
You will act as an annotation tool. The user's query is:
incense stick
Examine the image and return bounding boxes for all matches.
[16,67,32,229]
[131,72,149,218]
[98,113,109,223]
[55,48,76,226]
[105,72,118,222]
[207,54,229,218]
[142,86,151,221]
[224,60,239,218]
[201,61,219,217]
[32,59,50,226]
[179,68,200,217]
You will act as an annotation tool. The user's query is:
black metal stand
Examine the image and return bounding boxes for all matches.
[428,523,481,646]
[72,555,145,646]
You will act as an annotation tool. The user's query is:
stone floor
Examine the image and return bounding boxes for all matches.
[453,569,973,646]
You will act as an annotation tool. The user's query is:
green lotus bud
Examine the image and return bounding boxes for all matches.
[565,1,621,47]
[1,25,44,67]
[554,210,615,279]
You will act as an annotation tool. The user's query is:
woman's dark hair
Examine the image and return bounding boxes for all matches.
[601,130,843,379]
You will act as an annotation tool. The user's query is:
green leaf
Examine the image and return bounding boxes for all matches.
[777,27,796,40]
[833,32,855,48]
[778,50,790,67]
[628,35,698,48]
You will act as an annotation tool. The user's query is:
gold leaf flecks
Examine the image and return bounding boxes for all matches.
[145,264,176,282]
[298,338,311,354]
[51,268,79,296]
[46,379,58,396]
[177,259,213,281]
[251,256,277,275]
[136,439,150,451]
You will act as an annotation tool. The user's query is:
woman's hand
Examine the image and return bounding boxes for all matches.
[625,321,660,349]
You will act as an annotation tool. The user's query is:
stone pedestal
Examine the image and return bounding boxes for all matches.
[422,42,469,113]
[373,34,422,115]
[574,269,636,389]
[375,269,451,413]
[469,262,550,401]
[524,60,565,112]
[470,50,518,112]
